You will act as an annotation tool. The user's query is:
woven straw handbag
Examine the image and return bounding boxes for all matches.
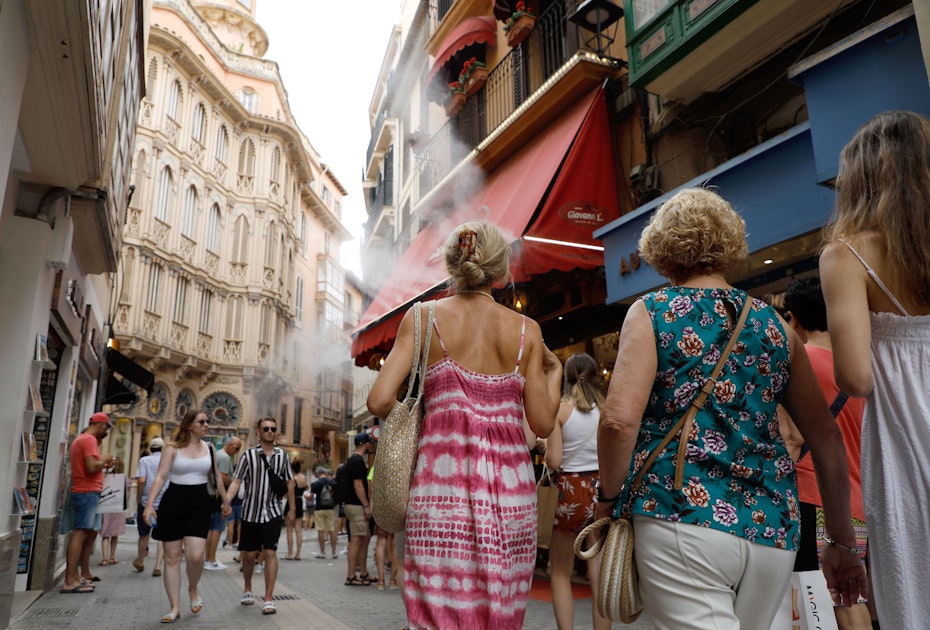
[574,298,753,623]
[371,302,435,533]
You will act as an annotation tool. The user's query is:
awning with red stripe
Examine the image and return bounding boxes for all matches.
[352,86,618,366]
[427,16,497,96]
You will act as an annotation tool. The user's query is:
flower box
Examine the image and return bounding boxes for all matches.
[445,91,467,117]
[464,66,489,96]
[507,14,536,47]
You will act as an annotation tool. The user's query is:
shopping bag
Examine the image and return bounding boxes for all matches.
[536,470,559,549]
[96,473,127,514]
[769,570,838,630]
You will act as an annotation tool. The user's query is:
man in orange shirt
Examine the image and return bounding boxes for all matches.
[61,412,118,593]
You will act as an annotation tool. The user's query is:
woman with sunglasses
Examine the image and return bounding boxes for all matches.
[143,410,231,623]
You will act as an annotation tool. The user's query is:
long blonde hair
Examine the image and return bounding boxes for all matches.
[825,110,930,306]
[562,353,605,413]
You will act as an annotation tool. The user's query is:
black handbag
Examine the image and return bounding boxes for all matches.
[260,453,288,499]
[206,443,223,511]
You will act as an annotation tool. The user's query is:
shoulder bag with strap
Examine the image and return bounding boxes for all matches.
[259,451,288,499]
[574,297,754,623]
[371,301,435,533]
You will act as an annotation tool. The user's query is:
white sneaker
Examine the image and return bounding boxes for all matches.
[255,564,264,574]
[204,560,227,571]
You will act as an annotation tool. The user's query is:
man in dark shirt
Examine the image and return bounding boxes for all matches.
[344,432,374,585]
[310,467,338,559]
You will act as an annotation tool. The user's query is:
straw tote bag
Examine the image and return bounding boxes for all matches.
[371,302,435,533]
[575,298,752,623]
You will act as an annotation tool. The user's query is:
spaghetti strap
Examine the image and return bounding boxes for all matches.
[432,316,449,357]
[514,316,526,372]
[839,239,910,316]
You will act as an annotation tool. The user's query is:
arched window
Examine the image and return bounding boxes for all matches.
[191,103,206,143]
[181,185,197,237]
[238,139,256,176]
[270,147,281,182]
[231,215,249,264]
[198,289,213,334]
[146,263,162,313]
[295,275,304,322]
[145,57,158,99]
[215,125,228,163]
[235,87,260,114]
[264,222,277,268]
[225,295,244,340]
[173,276,190,323]
[206,203,221,252]
[166,79,182,120]
[154,167,173,222]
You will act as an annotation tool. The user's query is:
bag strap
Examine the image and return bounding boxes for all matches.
[798,391,850,461]
[207,443,216,486]
[630,297,754,495]
[539,418,599,487]
[412,302,436,401]
[402,302,423,401]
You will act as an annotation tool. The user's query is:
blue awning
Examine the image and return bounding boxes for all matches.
[595,122,833,303]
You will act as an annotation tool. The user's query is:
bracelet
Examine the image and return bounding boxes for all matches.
[822,534,860,555]
[596,483,624,504]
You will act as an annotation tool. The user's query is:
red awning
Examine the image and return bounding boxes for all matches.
[427,16,497,89]
[352,87,618,366]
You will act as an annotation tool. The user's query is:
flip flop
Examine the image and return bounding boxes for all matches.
[60,583,95,594]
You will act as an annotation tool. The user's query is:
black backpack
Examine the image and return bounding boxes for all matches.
[318,481,335,509]
[332,464,350,505]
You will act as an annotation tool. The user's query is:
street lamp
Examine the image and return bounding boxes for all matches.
[568,0,625,58]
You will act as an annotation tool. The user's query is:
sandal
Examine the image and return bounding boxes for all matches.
[359,572,374,585]
[262,600,277,615]
[240,591,255,606]
[344,576,367,586]
[98,559,109,566]
[160,611,180,624]
[377,578,385,591]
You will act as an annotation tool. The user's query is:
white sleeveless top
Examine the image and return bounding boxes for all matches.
[842,240,930,628]
[560,405,599,472]
[169,450,211,485]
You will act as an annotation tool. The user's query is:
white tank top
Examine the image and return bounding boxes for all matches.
[169,450,211,485]
[561,405,599,472]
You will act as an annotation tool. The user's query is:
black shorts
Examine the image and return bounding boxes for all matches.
[239,518,284,552]
[153,484,211,542]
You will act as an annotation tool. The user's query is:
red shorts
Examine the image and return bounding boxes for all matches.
[553,470,598,537]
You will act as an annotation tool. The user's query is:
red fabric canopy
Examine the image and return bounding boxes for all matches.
[427,16,497,89]
[351,87,618,366]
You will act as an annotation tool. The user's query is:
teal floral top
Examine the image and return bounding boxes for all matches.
[618,287,799,551]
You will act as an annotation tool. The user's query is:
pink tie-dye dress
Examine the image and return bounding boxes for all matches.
[404,315,537,630]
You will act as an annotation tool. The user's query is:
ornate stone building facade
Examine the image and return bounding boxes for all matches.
[114,0,351,471]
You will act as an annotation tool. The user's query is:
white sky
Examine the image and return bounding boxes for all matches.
[256,1,402,278]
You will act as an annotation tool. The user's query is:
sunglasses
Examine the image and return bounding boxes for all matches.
[261,426,277,433]
[194,419,209,425]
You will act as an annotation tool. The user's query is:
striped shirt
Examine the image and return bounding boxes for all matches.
[234,445,293,523]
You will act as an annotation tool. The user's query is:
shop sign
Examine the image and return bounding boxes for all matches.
[618,250,643,275]
[557,202,609,227]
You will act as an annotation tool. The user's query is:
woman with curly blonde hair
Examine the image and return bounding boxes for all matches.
[820,110,930,627]
[594,188,866,628]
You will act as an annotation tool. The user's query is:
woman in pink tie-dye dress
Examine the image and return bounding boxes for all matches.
[368,222,562,630]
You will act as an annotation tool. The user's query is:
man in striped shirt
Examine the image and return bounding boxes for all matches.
[225,417,295,615]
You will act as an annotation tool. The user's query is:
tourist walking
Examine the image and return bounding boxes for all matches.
[595,188,866,628]
[368,221,562,629]
[142,410,231,623]
[133,436,167,576]
[820,109,930,629]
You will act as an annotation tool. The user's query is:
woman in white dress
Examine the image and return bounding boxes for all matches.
[820,109,930,629]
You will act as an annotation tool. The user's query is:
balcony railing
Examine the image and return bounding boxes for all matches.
[366,108,390,168]
[415,1,581,201]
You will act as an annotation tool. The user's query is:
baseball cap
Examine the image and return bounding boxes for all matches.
[149,437,165,449]
[89,412,113,427]
[354,432,372,445]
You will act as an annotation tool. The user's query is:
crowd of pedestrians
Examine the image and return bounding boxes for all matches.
[56,109,928,629]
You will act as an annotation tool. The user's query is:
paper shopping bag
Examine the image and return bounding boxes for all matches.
[771,570,839,630]
[96,473,126,514]
[536,472,559,549]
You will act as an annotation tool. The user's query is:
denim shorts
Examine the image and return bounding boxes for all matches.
[209,509,228,532]
[71,491,101,531]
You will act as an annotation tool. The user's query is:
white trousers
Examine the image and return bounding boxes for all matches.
[634,515,796,630]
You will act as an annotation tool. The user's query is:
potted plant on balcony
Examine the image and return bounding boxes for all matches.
[504,1,536,47]
[459,57,489,96]
[444,81,467,117]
